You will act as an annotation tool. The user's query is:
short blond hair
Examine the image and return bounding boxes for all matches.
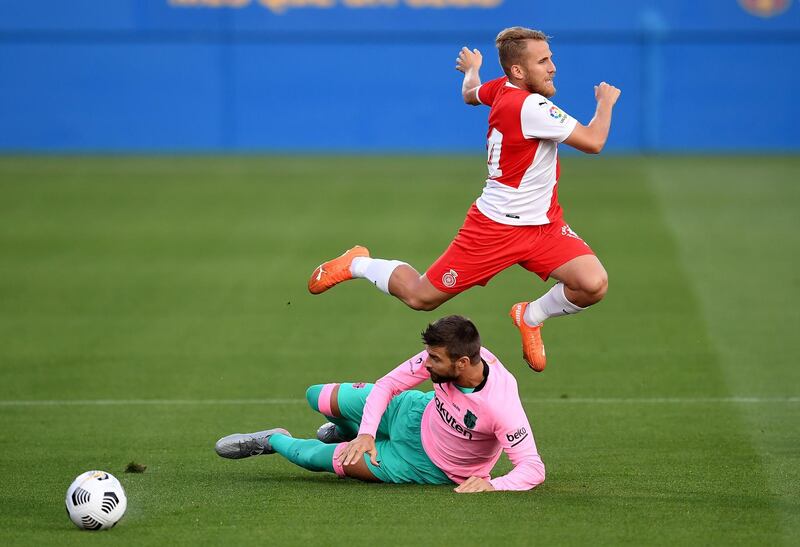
[495,27,549,78]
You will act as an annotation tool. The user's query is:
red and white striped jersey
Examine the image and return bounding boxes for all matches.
[475,77,577,226]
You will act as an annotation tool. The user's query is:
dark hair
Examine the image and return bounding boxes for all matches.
[421,315,481,364]
[495,26,549,78]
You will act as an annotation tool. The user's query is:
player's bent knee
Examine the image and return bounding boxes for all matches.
[305,385,324,412]
[591,277,609,301]
[404,295,443,312]
[411,300,441,312]
[311,383,341,417]
[330,384,341,417]
[581,273,608,304]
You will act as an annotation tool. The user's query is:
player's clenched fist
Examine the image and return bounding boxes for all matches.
[594,82,621,106]
[456,47,482,73]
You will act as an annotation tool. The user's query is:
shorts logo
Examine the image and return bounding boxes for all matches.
[561,225,582,241]
[442,269,458,288]
[352,382,366,389]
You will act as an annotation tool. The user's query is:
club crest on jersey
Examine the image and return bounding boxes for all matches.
[442,269,458,288]
[464,410,477,429]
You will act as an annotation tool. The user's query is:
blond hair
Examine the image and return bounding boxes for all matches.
[495,27,549,78]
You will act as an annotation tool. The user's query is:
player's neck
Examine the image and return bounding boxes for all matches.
[454,361,486,388]
[507,77,524,90]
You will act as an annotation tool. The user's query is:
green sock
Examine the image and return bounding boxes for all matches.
[269,434,337,473]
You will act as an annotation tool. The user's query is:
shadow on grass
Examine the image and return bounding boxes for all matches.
[224,469,452,493]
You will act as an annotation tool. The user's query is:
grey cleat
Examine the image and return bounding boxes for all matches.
[316,422,355,444]
[215,428,291,459]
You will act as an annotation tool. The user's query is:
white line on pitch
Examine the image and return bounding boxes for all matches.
[0,399,307,406]
[525,397,800,404]
[0,397,798,407]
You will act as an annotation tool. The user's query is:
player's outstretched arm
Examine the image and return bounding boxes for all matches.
[456,47,483,106]
[564,82,621,154]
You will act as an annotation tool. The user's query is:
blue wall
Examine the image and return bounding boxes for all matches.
[0,0,798,152]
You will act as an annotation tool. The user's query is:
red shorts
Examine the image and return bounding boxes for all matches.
[426,203,595,293]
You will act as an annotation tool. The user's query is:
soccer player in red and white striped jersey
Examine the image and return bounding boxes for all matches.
[308,27,621,373]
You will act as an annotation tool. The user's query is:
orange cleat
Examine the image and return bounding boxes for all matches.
[509,302,547,372]
[308,245,370,295]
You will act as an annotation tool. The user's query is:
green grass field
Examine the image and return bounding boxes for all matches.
[0,155,798,545]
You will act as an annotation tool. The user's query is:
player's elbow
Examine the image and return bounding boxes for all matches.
[462,87,481,106]
[585,139,606,154]
[518,458,546,490]
[518,462,546,491]
[537,464,546,486]
[565,127,606,154]
[463,94,480,106]
[531,461,546,488]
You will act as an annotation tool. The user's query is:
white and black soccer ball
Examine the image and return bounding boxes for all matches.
[65,470,127,530]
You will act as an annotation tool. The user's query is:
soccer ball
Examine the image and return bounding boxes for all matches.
[65,470,127,530]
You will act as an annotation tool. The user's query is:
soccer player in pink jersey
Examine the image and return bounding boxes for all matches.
[215,316,545,492]
[308,27,621,373]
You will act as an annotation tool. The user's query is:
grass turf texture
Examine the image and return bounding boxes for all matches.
[0,155,798,545]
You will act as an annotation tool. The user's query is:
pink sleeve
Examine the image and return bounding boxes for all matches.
[488,382,546,491]
[358,350,430,437]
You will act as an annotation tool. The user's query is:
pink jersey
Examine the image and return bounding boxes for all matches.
[475,76,578,227]
[358,347,545,491]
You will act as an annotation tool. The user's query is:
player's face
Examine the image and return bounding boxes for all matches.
[518,40,557,98]
[425,346,459,384]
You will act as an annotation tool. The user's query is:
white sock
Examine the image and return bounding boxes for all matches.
[350,257,371,278]
[351,257,406,295]
[523,282,585,326]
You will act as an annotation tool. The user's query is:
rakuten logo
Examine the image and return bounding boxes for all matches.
[434,396,473,440]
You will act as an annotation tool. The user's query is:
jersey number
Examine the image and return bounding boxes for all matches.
[487,127,503,179]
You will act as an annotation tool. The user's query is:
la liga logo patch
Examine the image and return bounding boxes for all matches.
[549,105,568,123]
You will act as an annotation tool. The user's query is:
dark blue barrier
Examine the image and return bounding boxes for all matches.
[0,0,798,152]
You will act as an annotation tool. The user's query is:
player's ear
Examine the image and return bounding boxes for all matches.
[509,64,524,80]
[455,355,471,371]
